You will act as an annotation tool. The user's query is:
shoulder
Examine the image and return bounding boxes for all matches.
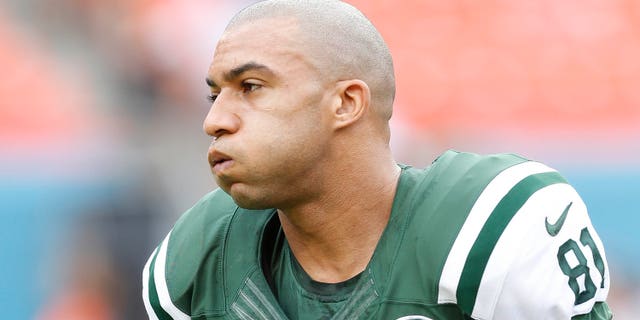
[431,149,529,172]
[413,150,572,225]
[392,151,535,292]
[412,150,533,204]
[141,189,246,319]
[170,188,240,250]
[165,188,242,292]
[399,150,534,255]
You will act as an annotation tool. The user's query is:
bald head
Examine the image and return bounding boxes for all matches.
[226,0,396,121]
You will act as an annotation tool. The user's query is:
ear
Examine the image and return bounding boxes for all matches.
[332,79,371,129]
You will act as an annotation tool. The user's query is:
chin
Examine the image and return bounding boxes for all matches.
[226,184,275,210]
[231,195,274,210]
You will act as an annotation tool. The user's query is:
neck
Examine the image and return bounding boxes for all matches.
[277,151,401,283]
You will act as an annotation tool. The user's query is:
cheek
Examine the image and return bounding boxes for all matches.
[264,129,322,168]
[238,85,331,174]
[248,116,327,172]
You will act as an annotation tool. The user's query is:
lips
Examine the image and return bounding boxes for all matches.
[208,149,234,174]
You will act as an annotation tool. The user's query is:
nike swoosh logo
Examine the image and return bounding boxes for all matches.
[545,202,573,236]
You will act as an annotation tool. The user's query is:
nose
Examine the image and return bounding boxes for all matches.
[203,92,241,138]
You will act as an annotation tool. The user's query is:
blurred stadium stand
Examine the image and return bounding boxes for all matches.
[1,0,638,318]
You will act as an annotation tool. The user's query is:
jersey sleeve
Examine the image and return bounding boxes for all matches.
[475,168,611,319]
[142,189,238,320]
[142,230,192,320]
[435,158,612,320]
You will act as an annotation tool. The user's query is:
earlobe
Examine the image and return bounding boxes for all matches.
[334,79,370,129]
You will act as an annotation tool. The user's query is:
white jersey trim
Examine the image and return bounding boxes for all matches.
[437,161,555,305]
[143,247,160,320]
[154,230,191,320]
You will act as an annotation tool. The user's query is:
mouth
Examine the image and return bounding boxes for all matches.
[208,150,234,174]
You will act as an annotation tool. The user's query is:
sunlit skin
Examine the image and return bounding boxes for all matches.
[204,17,400,283]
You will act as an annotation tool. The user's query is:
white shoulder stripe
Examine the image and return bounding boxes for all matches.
[143,247,160,320]
[437,161,556,304]
[154,230,191,320]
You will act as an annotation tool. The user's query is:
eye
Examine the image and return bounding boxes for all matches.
[241,81,261,93]
[206,93,218,103]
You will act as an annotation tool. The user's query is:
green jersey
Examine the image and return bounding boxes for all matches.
[143,150,612,319]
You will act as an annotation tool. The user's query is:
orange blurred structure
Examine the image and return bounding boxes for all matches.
[0,9,96,153]
[350,0,640,161]
[36,293,115,320]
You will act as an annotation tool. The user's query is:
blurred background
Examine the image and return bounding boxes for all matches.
[0,0,638,319]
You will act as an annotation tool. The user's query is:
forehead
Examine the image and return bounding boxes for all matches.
[209,17,311,78]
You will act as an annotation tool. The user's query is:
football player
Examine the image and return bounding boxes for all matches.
[143,1,612,319]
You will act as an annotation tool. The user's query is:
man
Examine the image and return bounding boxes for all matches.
[143,1,612,319]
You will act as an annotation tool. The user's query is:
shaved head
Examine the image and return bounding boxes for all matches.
[225,0,396,121]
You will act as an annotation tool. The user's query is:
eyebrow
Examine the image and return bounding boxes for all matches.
[206,62,274,89]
